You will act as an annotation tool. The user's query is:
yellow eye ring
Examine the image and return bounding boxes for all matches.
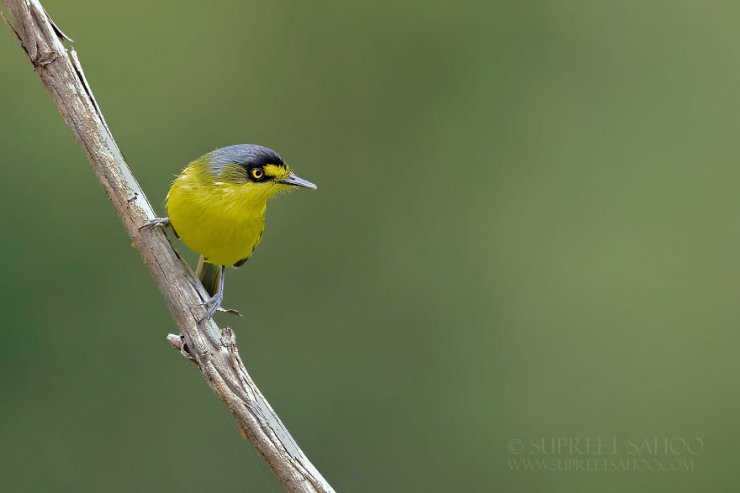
[251,168,264,179]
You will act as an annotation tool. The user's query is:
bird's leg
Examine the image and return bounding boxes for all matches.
[139,217,171,230]
[200,265,226,322]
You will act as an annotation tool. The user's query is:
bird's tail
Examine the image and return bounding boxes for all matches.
[196,255,221,297]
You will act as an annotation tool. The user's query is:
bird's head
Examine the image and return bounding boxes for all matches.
[206,144,316,202]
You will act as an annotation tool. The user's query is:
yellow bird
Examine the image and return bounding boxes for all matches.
[142,144,316,320]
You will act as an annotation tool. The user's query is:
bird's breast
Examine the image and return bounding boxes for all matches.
[166,171,268,266]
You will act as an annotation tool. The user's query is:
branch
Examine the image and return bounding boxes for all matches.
[1,2,335,491]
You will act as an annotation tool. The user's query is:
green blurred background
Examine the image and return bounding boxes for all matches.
[2,0,739,491]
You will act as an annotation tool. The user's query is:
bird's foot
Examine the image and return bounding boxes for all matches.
[200,291,224,322]
[199,294,242,322]
[139,217,171,231]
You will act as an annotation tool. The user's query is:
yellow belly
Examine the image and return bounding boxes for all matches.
[166,165,267,266]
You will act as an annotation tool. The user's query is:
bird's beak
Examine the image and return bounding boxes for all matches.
[278,172,317,189]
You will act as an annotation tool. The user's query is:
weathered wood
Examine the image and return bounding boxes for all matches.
[1,1,334,491]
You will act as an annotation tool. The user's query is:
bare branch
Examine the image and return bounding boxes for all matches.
[1,1,335,491]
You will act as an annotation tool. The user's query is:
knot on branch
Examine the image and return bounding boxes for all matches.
[32,48,56,66]
[220,327,237,348]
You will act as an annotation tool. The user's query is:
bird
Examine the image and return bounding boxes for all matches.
[141,144,316,321]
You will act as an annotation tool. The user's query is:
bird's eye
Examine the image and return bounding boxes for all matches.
[251,168,264,180]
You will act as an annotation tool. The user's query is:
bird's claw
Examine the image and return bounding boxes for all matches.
[140,217,171,231]
[199,293,241,322]
[199,292,223,322]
